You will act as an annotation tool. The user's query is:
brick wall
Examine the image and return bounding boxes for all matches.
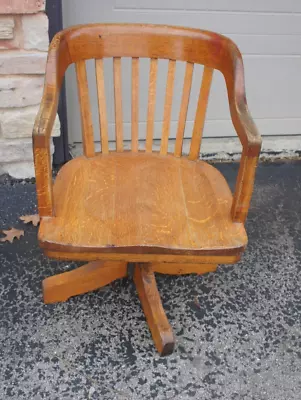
[0,0,60,179]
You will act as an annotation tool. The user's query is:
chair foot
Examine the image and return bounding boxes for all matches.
[43,260,127,304]
[133,263,175,356]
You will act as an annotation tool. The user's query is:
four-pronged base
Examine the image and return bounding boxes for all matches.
[43,261,217,355]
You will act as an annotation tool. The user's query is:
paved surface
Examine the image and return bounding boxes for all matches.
[0,161,300,400]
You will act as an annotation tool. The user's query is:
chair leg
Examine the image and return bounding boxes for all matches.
[43,261,127,304]
[133,263,175,356]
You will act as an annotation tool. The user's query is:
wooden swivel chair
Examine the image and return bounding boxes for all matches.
[33,24,261,356]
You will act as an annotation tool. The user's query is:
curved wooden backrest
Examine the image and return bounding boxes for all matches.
[46,23,250,158]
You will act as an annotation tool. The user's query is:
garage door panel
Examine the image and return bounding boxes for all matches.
[116,0,301,13]
[112,9,301,35]
[245,57,301,119]
[63,0,301,144]
[228,34,301,56]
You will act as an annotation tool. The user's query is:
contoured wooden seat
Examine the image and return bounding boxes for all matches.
[39,153,247,258]
[33,24,261,356]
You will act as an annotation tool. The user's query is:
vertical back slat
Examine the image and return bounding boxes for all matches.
[160,60,176,155]
[174,62,194,157]
[113,57,123,152]
[75,60,95,157]
[95,58,109,154]
[131,57,139,152]
[189,66,213,160]
[145,58,158,152]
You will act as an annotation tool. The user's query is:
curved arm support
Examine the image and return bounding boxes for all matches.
[33,33,70,217]
[221,43,262,223]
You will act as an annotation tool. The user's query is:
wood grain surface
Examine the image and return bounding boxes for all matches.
[153,262,217,275]
[39,152,247,256]
[160,60,176,155]
[174,62,194,157]
[75,60,95,158]
[44,250,240,264]
[95,58,109,153]
[146,58,158,153]
[131,57,139,152]
[43,260,127,303]
[113,57,124,151]
[189,66,213,160]
[134,263,175,356]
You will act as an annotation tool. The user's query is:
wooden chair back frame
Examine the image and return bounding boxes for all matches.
[33,24,261,224]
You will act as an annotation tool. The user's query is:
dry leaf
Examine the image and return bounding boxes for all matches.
[20,214,40,227]
[0,228,24,243]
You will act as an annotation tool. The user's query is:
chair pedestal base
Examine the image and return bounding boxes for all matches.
[43,261,217,355]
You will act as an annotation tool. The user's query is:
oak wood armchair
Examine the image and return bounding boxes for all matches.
[33,24,261,356]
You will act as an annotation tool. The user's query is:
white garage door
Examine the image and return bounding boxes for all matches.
[62,0,301,150]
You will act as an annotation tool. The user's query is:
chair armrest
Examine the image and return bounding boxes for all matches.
[32,30,70,217]
[33,89,59,217]
[225,52,262,223]
[231,143,260,223]
[33,36,63,217]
